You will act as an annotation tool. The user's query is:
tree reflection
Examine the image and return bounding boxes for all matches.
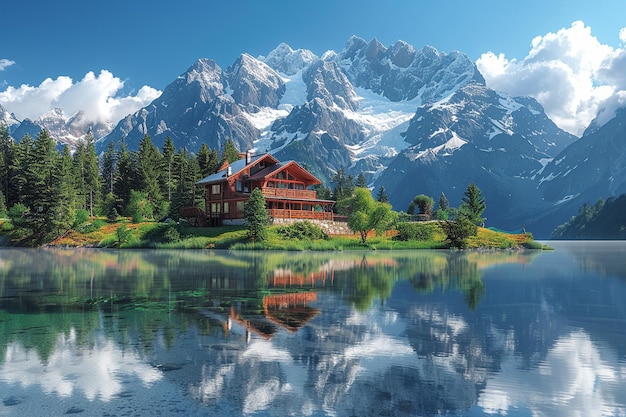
[0,248,540,361]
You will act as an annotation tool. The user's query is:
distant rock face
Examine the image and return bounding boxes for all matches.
[0,104,20,130]
[99,58,259,152]
[227,53,286,111]
[260,43,318,76]
[336,37,485,102]
[538,108,626,203]
[6,107,111,147]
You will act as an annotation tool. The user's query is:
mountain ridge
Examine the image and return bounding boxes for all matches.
[2,36,624,237]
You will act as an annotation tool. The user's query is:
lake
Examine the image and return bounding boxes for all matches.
[1,242,625,416]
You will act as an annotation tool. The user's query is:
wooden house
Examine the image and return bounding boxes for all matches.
[196,152,335,226]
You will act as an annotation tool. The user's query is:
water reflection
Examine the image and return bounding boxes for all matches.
[0,245,624,416]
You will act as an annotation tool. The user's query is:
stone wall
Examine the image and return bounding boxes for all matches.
[271,218,354,236]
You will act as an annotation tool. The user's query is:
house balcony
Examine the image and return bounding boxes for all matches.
[261,187,317,200]
[267,209,334,221]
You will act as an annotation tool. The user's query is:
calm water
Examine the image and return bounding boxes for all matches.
[0,242,625,417]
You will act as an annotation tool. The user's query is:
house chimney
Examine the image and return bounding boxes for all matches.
[246,150,252,164]
[227,166,232,177]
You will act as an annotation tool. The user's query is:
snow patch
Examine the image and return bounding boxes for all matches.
[413,131,467,160]
[556,194,580,205]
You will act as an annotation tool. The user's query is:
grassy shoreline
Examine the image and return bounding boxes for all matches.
[0,218,551,251]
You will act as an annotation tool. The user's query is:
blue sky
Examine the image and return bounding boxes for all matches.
[1,0,626,135]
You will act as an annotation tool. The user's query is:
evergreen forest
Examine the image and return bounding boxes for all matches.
[0,125,240,245]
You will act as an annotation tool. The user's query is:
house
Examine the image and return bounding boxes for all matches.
[196,151,335,226]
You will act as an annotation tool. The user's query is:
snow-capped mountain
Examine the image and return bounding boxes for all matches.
[0,103,20,129]
[373,82,578,229]
[3,106,113,147]
[521,107,626,233]
[5,34,626,236]
[92,36,598,236]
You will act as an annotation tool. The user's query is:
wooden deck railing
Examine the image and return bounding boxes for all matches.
[261,188,317,200]
[267,209,334,221]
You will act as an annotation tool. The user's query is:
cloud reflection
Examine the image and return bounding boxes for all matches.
[0,327,162,402]
[478,330,626,416]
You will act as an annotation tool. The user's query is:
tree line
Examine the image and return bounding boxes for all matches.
[0,124,488,247]
[0,125,240,244]
[551,194,626,239]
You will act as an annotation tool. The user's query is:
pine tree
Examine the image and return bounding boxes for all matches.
[197,143,220,177]
[376,186,388,203]
[101,141,116,197]
[114,138,136,212]
[10,134,35,207]
[137,134,165,219]
[438,192,449,211]
[355,173,367,188]
[162,136,176,202]
[25,130,71,242]
[331,168,354,203]
[83,133,101,216]
[459,183,486,226]
[0,187,6,218]
[436,192,450,220]
[170,148,201,217]
[244,188,271,242]
[59,145,78,228]
[72,140,87,210]
[0,125,11,207]
[220,138,241,164]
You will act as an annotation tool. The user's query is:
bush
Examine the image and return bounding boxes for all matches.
[141,224,181,244]
[1,221,14,232]
[395,222,435,241]
[107,206,119,222]
[115,224,132,246]
[79,219,106,234]
[74,209,90,227]
[441,218,477,249]
[276,221,329,240]
[8,203,29,225]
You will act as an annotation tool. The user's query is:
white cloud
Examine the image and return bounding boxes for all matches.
[0,59,15,71]
[0,69,161,125]
[477,21,626,136]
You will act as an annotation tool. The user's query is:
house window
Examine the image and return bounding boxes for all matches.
[211,203,221,213]
[244,182,250,193]
[211,184,221,195]
[236,201,245,213]
[223,202,229,214]
[236,181,243,192]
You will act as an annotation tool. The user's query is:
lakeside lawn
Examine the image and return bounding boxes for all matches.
[21,218,548,251]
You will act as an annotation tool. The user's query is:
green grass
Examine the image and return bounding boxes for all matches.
[18,216,548,251]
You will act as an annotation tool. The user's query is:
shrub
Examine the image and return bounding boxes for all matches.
[441,218,477,249]
[107,206,119,222]
[115,224,132,246]
[276,221,328,240]
[395,222,435,241]
[8,203,29,227]
[1,221,14,232]
[79,219,106,234]
[142,224,182,244]
[74,209,90,227]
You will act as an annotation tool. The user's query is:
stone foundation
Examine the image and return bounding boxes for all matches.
[271,218,353,236]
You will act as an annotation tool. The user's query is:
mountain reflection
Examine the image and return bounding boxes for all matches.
[0,246,624,416]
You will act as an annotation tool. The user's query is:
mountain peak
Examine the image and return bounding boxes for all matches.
[261,43,318,75]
